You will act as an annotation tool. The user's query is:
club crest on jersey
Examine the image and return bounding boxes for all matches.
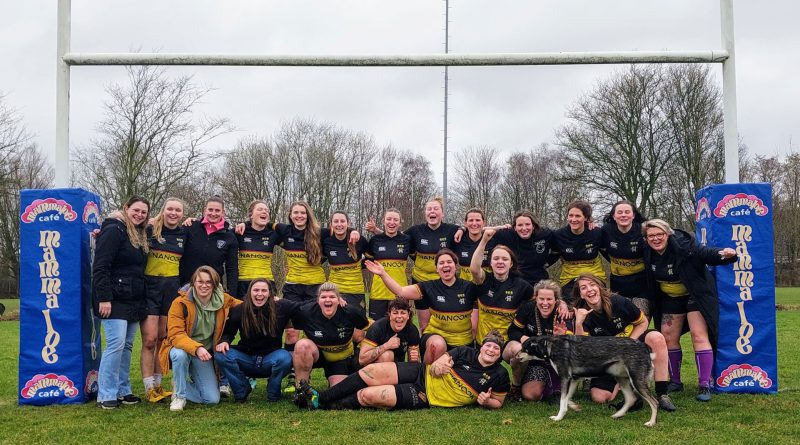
[535,240,546,254]
[217,240,226,249]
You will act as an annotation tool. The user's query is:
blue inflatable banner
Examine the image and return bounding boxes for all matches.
[695,183,777,394]
[18,188,102,405]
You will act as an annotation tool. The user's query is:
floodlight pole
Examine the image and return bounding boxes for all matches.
[443,0,450,207]
[721,0,739,184]
[55,0,71,188]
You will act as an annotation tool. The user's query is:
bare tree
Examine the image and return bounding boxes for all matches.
[74,65,232,211]
[452,146,503,221]
[557,65,675,216]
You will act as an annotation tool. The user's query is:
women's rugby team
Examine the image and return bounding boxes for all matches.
[92,195,736,412]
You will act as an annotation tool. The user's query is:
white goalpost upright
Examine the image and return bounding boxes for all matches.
[54,0,738,186]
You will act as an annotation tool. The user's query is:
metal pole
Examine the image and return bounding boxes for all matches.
[55,0,71,187]
[443,0,449,206]
[721,0,739,183]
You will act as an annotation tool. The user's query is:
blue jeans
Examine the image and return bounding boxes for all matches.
[170,348,220,404]
[214,348,292,401]
[98,319,138,402]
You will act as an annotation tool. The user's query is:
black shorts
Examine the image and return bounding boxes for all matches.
[237,280,253,299]
[315,351,360,378]
[609,273,647,300]
[341,293,366,317]
[392,362,429,410]
[660,295,698,314]
[368,299,391,320]
[283,283,321,303]
[590,375,618,393]
[144,275,181,316]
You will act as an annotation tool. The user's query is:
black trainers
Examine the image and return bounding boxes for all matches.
[298,379,320,409]
[292,381,308,409]
[658,394,677,412]
[696,386,712,402]
[97,400,120,409]
[506,385,523,403]
[667,382,685,393]
[118,394,142,405]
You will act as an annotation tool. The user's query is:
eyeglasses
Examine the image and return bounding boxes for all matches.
[646,233,667,241]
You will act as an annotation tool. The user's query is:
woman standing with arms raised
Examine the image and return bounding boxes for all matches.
[93,196,150,409]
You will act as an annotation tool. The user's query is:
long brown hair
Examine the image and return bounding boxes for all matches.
[151,197,185,243]
[289,201,323,265]
[330,211,358,260]
[120,195,150,252]
[241,279,278,338]
[573,273,613,320]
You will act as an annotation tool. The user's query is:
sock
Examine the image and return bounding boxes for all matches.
[143,376,155,391]
[153,374,162,387]
[695,349,714,388]
[667,349,682,384]
[655,381,669,397]
[319,373,368,404]
[327,392,362,410]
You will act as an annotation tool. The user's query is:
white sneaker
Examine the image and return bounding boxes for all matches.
[219,385,232,398]
[170,396,186,412]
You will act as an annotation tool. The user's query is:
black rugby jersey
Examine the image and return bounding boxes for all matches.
[475,275,533,341]
[273,223,327,285]
[220,298,293,356]
[493,228,554,285]
[406,223,459,282]
[145,225,186,277]
[426,346,511,407]
[366,232,413,301]
[415,278,477,346]
[290,302,370,362]
[509,300,575,341]
[649,248,689,298]
[324,235,368,294]
[237,223,280,281]
[454,234,496,281]
[581,294,644,337]
[552,226,605,285]
[361,317,420,362]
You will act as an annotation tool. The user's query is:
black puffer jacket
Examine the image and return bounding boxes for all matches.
[643,229,737,348]
[92,218,148,321]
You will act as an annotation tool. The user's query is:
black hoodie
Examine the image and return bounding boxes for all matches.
[92,218,147,321]
[179,219,239,292]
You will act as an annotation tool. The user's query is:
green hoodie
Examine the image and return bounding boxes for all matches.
[191,285,224,351]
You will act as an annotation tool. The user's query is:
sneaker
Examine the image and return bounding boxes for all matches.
[249,378,258,390]
[117,394,141,405]
[146,387,169,403]
[658,394,677,412]
[219,385,232,399]
[283,373,297,396]
[156,385,172,399]
[170,396,186,411]
[292,388,308,409]
[299,379,320,410]
[667,382,685,393]
[97,400,120,410]
[696,386,712,402]
[545,391,562,406]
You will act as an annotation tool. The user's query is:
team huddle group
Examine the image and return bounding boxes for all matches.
[92,194,737,413]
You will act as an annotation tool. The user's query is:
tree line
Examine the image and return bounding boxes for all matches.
[0,63,797,294]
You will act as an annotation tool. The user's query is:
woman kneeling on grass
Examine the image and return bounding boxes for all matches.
[296,330,509,410]
[159,266,241,411]
[214,279,292,402]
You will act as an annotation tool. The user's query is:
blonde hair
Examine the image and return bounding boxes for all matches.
[317,281,341,299]
[641,219,675,237]
[533,279,562,300]
[151,197,185,243]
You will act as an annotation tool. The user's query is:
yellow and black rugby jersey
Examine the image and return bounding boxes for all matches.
[361,317,420,362]
[475,275,533,341]
[581,294,644,337]
[366,233,412,301]
[144,225,186,277]
[552,226,605,286]
[601,223,646,277]
[415,278,477,346]
[290,302,370,362]
[237,223,280,281]
[426,346,510,407]
[508,300,575,342]
[454,234,495,281]
[324,235,369,294]
[493,228,555,285]
[273,223,327,285]
[650,249,690,298]
[406,223,459,282]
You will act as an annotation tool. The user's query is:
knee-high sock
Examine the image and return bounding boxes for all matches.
[319,373,368,404]
[695,349,714,388]
[667,349,682,384]
[326,392,362,410]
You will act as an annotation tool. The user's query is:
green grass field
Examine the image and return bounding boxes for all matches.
[1,294,798,444]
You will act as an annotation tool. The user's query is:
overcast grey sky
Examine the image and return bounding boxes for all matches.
[2,1,798,189]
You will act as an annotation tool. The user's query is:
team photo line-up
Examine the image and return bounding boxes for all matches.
[93,194,737,414]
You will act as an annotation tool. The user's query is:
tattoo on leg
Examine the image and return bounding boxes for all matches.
[362,368,375,380]
[380,388,389,401]
[662,313,673,327]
